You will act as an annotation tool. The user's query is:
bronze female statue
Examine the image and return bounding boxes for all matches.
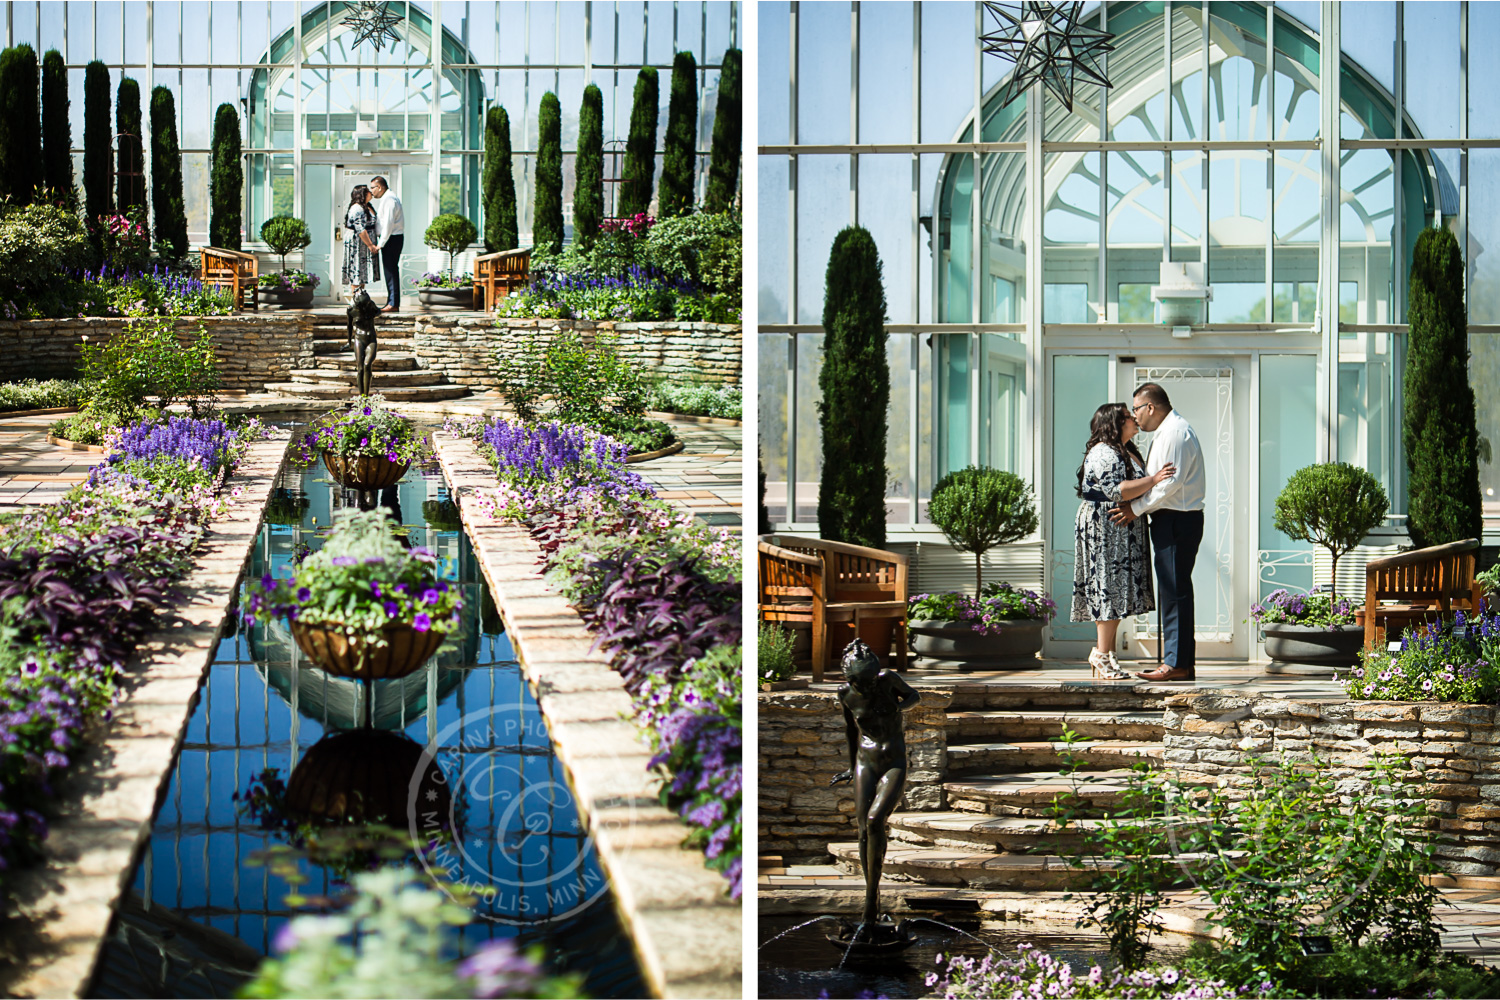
[830,639,921,937]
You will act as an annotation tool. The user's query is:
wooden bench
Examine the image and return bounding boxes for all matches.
[199,246,258,311]
[757,534,909,682]
[1361,537,1483,649]
[473,248,532,311]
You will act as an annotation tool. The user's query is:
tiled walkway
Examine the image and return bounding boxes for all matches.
[0,411,103,509]
[634,418,743,529]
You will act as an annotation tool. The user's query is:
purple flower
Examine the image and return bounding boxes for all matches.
[385,600,399,616]
[412,613,432,632]
[422,588,440,605]
[296,586,311,602]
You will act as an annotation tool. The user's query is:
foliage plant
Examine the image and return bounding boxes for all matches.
[0,379,89,411]
[77,309,221,416]
[1479,561,1500,598]
[149,86,188,259]
[1271,462,1388,600]
[1347,606,1500,702]
[209,103,242,249]
[1247,586,1357,630]
[260,215,313,273]
[758,621,796,682]
[818,225,889,548]
[704,47,742,213]
[495,263,689,323]
[41,50,71,205]
[411,270,472,290]
[649,381,742,419]
[421,498,462,532]
[645,211,741,295]
[423,213,478,281]
[619,67,659,218]
[242,508,463,644]
[298,395,432,466]
[97,209,151,273]
[907,583,1057,635]
[1406,226,1482,549]
[533,91,564,254]
[0,45,40,205]
[659,51,698,218]
[482,105,518,252]
[928,467,1039,592]
[573,84,604,250]
[115,78,147,227]
[257,268,320,292]
[0,201,90,297]
[83,61,113,222]
[926,943,1250,1000]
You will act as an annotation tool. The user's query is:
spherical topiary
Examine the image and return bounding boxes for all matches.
[259,215,311,272]
[424,213,478,279]
[928,467,1038,593]
[1273,462,1389,601]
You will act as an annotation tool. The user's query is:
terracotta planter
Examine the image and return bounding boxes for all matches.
[284,728,450,825]
[1261,623,1364,668]
[908,618,1046,667]
[322,450,411,490]
[417,286,474,311]
[291,620,444,680]
[258,283,317,309]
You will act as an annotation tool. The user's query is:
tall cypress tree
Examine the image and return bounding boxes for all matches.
[618,67,659,218]
[573,84,604,251]
[482,106,518,252]
[41,50,71,204]
[0,45,42,205]
[83,61,112,221]
[658,51,698,218]
[818,227,890,548]
[533,91,563,254]
[150,86,187,258]
[704,47,741,213]
[1404,226,1482,548]
[116,78,146,227]
[209,103,242,249]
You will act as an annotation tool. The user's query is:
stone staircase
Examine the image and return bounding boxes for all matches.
[264,316,469,402]
[829,681,1179,890]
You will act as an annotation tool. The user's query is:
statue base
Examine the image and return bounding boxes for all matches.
[825,914,917,957]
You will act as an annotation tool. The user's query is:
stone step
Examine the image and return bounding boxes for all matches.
[944,681,1164,713]
[288,368,438,388]
[264,382,470,402]
[313,337,413,355]
[828,842,1207,889]
[944,770,1144,818]
[947,709,1164,743]
[887,811,1188,854]
[313,353,420,372]
[946,740,1162,776]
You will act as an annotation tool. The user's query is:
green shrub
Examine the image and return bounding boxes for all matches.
[259,215,311,272]
[544,330,650,426]
[650,381,742,419]
[928,467,1038,592]
[619,68,659,218]
[0,46,41,205]
[41,50,71,204]
[0,201,90,294]
[482,106,518,252]
[422,213,477,280]
[115,78,145,224]
[421,498,462,532]
[0,379,89,411]
[265,488,310,526]
[1272,463,1388,601]
[79,315,221,415]
[533,92,563,254]
[149,86,187,259]
[50,405,160,445]
[659,51,698,218]
[573,84,604,250]
[83,62,112,222]
[1405,226,1482,549]
[758,621,796,683]
[645,211,741,295]
[818,226,889,548]
[209,104,242,250]
[593,412,674,454]
[704,48,742,213]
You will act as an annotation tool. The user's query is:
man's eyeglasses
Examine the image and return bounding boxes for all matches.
[1131,402,1149,415]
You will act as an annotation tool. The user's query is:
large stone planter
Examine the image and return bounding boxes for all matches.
[417,286,474,311]
[909,618,1046,667]
[290,620,444,681]
[322,451,411,490]
[258,283,316,309]
[1261,622,1363,671]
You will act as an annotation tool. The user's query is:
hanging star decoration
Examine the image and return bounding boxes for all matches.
[340,0,404,52]
[980,2,1115,112]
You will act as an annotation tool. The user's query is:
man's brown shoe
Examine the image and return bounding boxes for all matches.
[1135,666,1195,682]
[381,305,398,313]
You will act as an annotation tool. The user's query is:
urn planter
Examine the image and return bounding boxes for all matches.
[1261,622,1364,670]
[322,450,411,490]
[416,286,474,311]
[290,620,444,681]
[258,284,317,309]
[908,618,1046,667]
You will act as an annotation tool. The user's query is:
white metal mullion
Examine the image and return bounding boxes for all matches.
[1393,2,1403,324]
[1265,2,1274,324]
[910,0,920,526]
[146,2,154,228]
[293,1,303,224]
[585,1,592,86]
[1461,2,1469,308]
[787,1,799,525]
[433,0,443,227]
[1163,0,1171,261]
[850,1,857,225]
[970,1,981,468]
[1027,26,1044,526]
[1320,1,1340,463]
[1200,0,1209,282]
[1098,2,1107,322]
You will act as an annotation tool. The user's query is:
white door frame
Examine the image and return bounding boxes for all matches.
[329,162,400,302]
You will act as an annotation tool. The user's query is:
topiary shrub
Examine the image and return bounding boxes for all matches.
[705,48,741,213]
[259,215,311,272]
[482,105,517,252]
[423,213,477,281]
[573,84,604,251]
[209,103,242,250]
[533,91,563,254]
[659,51,698,218]
[928,467,1039,592]
[149,86,187,259]
[83,61,112,222]
[0,45,41,205]
[1273,463,1389,602]
[645,211,741,295]
[1405,226,1482,549]
[0,201,89,297]
[818,226,889,548]
[619,67,659,218]
[41,50,71,205]
[115,78,146,226]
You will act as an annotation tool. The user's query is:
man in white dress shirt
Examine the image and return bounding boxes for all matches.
[1110,382,1206,681]
[370,175,405,313]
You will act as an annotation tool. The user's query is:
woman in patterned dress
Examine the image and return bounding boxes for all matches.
[1071,402,1175,679]
[342,185,380,295]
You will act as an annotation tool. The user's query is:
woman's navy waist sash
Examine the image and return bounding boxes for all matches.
[1079,489,1115,504]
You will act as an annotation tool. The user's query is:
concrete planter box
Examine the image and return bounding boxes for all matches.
[909,618,1045,667]
[1260,622,1363,668]
[417,286,474,311]
[258,284,316,309]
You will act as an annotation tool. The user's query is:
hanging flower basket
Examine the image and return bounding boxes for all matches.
[283,728,450,825]
[322,450,411,490]
[290,619,444,680]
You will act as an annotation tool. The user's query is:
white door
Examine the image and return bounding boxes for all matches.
[331,164,397,301]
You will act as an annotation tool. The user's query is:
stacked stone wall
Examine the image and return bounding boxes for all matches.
[759,687,951,862]
[412,316,742,388]
[1166,692,1500,877]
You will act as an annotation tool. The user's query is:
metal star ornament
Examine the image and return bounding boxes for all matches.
[341,0,404,52]
[981,2,1115,112]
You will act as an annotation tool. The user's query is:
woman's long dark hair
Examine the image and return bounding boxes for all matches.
[347,184,373,219]
[1075,402,1146,497]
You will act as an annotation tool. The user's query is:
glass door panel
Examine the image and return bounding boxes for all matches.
[1048,355,1110,643]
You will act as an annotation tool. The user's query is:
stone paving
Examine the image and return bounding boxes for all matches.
[634,417,743,529]
[0,412,106,509]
